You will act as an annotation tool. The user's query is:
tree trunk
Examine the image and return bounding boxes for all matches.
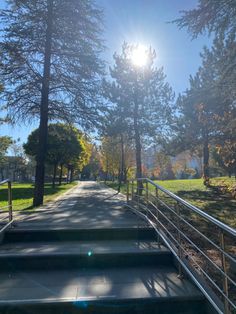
[13,170,16,182]
[124,168,128,183]
[33,0,53,207]
[59,164,63,185]
[0,168,4,181]
[52,163,57,188]
[117,134,125,192]
[105,171,108,183]
[66,168,70,183]
[203,131,210,186]
[70,168,74,183]
[118,166,121,193]
[120,134,125,183]
[105,158,109,183]
[134,96,143,194]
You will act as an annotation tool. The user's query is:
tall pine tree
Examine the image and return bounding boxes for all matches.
[169,36,236,183]
[0,0,105,205]
[104,43,174,192]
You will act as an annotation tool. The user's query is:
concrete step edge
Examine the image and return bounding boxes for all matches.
[0,249,171,259]
[0,294,205,307]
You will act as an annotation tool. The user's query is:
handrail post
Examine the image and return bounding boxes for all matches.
[176,202,183,279]
[155,186,158,217]
[137,179,140,210]
[155,186,161,246]
[145,180,149,216]
[145,180,148,204]
[126,180,130,202]
[131,180,134,201]
[7,181,13,222]
[220,231,229,314]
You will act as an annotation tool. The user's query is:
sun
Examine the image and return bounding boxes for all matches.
[131,44,148,67]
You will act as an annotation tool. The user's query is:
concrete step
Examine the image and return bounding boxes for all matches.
[3,227,156,243]
[0,240,172,271]
[0,266,207,314]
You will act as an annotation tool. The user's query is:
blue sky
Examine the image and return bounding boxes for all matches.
[0,0,212,143]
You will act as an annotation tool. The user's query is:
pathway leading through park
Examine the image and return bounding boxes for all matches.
[12,181,145,230]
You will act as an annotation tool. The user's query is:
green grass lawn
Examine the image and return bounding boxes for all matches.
[0,182,77,211]
[106,177,236,227]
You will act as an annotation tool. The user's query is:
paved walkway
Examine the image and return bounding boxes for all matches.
[11,181,145,230]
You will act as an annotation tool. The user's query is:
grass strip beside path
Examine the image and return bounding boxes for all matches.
[0,182,77,211]
[105,178,236,228]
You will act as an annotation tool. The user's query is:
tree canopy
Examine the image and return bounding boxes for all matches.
[166,33,236,182]
[0,0,105,205]
[103,42,174,188]
[0,0,105,125]
[174,0,236,39]
[24,123,89,186]
[24,124,82,164]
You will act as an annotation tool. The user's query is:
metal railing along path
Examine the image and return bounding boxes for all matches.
[126,178,236,314]
[0,179,14,233]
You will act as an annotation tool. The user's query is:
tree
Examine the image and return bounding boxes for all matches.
[101,110,126,185]
[171,151,196,179]
[0,0,105,205]
[175,2,236,121]
[100,104,135,186]
[99,133,135,186]
[65,134,92,183]
[81,145,101,180]
[74,135,92,173]
[174,0,236,39]
[0,136,12,180]
[154,151,174,180]
[167,35,236,185]
[9,138,28,182]
[104,43,174,192]
[213,118,236,178]
[100,136,120,182]
[24,124,84,187]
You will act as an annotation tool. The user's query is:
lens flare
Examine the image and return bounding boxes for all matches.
[131,44,148,67]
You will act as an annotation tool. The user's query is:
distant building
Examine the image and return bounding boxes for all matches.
[0,156,35,182]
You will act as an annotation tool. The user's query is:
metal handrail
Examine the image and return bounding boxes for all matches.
[138,178,236,238]
[0,179,13,230]
[126,178,236,314]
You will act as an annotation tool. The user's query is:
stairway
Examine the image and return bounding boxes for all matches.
[0,226,212,314]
